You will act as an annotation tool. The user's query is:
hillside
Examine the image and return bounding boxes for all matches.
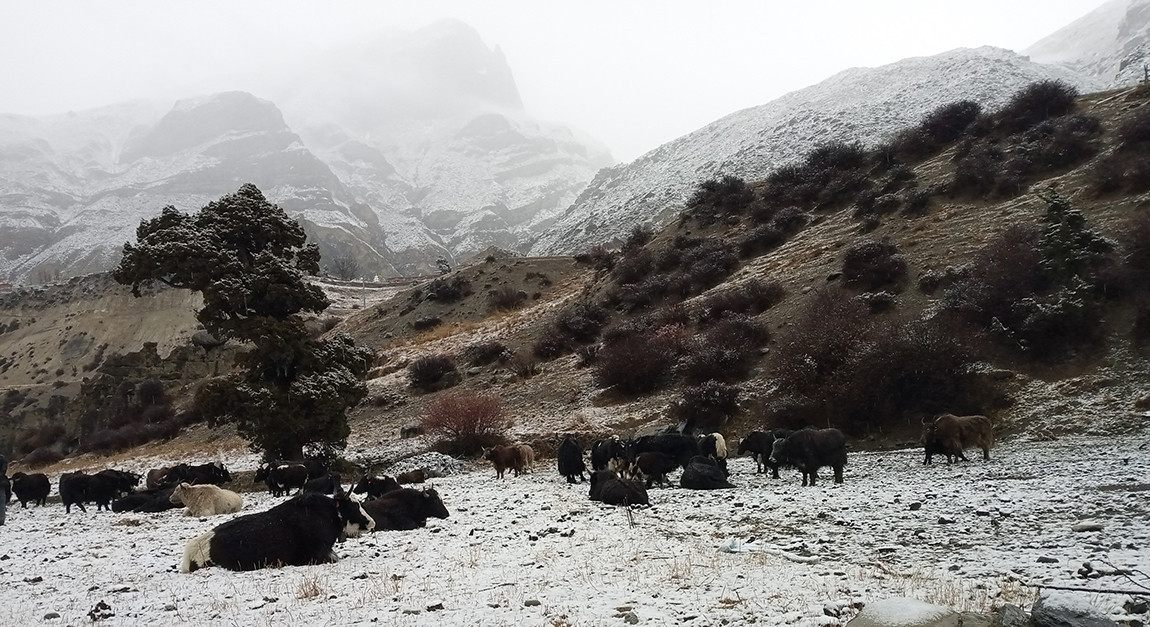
[529,47,1103,258]
[6,81,1149,469]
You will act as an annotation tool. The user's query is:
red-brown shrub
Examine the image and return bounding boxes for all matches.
[422,391,511,456]
[594,333,678,395]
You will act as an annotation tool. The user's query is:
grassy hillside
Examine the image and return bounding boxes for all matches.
[3,81,1150,468]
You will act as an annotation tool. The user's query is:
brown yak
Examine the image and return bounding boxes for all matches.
[921,414,994,464]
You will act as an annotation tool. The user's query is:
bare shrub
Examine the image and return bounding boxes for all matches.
[510,353,539,379]
[841,239,908,291]
[555,302,609,343]
[412,315,442,331]
[15,423,67,455]
[594,333,677,395]
[422,391,510,456]
[893,100,982,160]
[532,327,570,360]
[699,279,786,321]
[425,276,472,302]
[575,244,617,272]
[687,175,754,222]
[772,290,873,393]
[407,354,459,391]
[21,446,63,468]
[460,341,511,366]
[612,248,654,285]
[623,224,655,253]
[682,315,769,384]
[488,286,527,311]
[674,381,741,435]
[995,80,1078,136]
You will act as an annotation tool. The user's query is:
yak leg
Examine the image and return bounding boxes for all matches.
[981,447,990,460]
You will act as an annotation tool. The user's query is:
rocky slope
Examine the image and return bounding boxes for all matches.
[529,47,1103,257]
[1025,0,1150,87]
[0,20,610,284]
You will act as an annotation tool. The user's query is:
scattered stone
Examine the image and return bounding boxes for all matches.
[525,599,541,607]
[1072,521,1105,532]
[43,612,60,620]
[163,605,177,612]
[1038,556,1059,564]
[24,576,43,583]
[623,611,640,624]
[1123,600,1148,615]
[975,509,991,516]
[426,603,444,612]
[938,516,956,524]
[993,603,1029,627]
[88,601,114,622]
[909,502,922,511]
[845,597,953,627]
[1032,591,1119,627]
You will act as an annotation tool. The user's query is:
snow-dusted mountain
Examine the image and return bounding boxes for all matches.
[529,47,1104,256]
[0,20,610,284]
[1025,0,1150,87]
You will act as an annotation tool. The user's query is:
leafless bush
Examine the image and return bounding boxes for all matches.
[422,391,511,456]
[407,354,459,391]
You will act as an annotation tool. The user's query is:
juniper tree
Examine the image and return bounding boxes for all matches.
[114,183,373,461]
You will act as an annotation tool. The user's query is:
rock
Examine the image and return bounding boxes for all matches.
[845,597,953,627]
[426,603,444,611]
[909,502,922,511]
[1038,556,1060,564]
[524,599,541,607]
[993,603,1029,627]
[623,611,640,624]
[1031,591,1119,627]
[1124,599,1148,615]
[43,612,60,620]
[938,516,956,524]
[1072,521,1105,532]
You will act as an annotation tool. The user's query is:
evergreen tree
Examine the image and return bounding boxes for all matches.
[114,184,373,461]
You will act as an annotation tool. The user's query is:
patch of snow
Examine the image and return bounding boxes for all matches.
[855,597,953,626]
[0,435,1145,625]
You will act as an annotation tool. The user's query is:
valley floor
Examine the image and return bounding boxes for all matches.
[0,435,1147,626]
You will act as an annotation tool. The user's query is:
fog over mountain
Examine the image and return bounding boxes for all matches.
[0,20,610,284]
[6,3,1150,283]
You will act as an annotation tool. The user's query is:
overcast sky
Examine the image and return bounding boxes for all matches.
[0,0,1108,162]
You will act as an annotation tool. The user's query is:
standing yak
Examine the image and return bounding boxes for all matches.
[921,414,993,464]
[557,435,587,484]
[769,428,847,486]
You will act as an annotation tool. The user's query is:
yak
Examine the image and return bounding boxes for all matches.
[590,436,628,472]
[921,414,993,464]
[180,491,374,572]
[680,455,735,490]
[769,428,847,486]
[738,429,793,478]
[557,435,587,484]
[361,487,450,531]
[10,472,50,508]
[589,470,649,506]
[352,474,401,499]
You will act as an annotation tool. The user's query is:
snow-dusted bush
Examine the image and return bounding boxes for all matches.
[422,391,510,456]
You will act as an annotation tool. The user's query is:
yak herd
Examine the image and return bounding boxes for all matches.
[0,413,993,572]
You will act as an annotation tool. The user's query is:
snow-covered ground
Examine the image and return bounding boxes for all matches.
[1,435,1147,626]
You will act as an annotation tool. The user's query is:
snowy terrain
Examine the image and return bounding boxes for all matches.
[1,435,1146,626]
[529,46,1104,257]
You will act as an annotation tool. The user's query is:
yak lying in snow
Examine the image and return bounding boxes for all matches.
[360,487,449,531]
[921,413,993,464]
[769,428,847,487]
[180,492,374,572]
[352,474,401,499]
[589,470,649,506]
[680,455,735,490]
[170,483,243,517]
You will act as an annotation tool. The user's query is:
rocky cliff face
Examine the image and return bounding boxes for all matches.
[529,47,1103,256]
[0,20,610,284]
[1025,0,1150,86]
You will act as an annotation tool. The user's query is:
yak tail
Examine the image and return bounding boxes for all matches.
[181,531,215,573]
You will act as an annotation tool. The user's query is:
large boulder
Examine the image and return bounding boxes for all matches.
[1031,592,1119,627]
